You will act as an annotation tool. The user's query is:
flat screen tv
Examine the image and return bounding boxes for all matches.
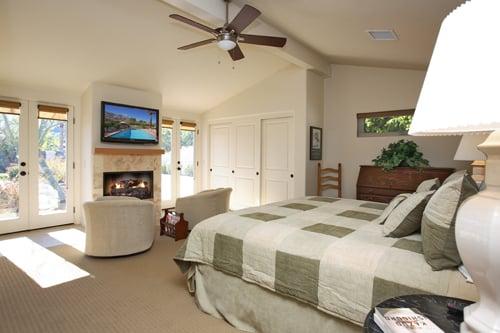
[101,101,159,144]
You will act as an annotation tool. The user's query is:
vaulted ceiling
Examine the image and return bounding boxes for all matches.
[240,0,465,69]
[0,0,465,113]
[0,0,289,112]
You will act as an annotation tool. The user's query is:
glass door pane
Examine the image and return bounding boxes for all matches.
[179,127,195,198]
[0,108,21,220]
[161,124,173,202]
[38,111,68,215]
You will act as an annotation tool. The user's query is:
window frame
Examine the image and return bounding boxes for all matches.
[356,109,415,137]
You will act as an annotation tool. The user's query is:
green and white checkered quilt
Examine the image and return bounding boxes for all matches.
[174,197,476,325]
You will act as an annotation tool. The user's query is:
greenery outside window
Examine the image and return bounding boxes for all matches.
[357,109,414,137]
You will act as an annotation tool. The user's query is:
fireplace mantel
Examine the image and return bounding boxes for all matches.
[94,147,165,156]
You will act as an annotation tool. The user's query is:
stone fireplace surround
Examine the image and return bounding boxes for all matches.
[93,149,162,220]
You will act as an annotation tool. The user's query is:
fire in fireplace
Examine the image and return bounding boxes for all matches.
[103,171,153,199]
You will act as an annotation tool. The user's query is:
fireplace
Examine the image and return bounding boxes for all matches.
[103,171,153,199]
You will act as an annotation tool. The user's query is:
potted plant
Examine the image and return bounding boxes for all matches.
[372,139,429,171]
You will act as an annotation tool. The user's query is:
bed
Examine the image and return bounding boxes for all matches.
[174,197,478,333]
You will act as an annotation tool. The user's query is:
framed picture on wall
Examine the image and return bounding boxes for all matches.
[310,126,322,160]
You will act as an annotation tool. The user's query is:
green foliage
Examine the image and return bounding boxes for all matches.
[162,128,172,152]
[6,165,19,180]
[364,115,413,134]
[161,163,171,175]
[182,164,194,177]
[372,140,429,171]
[0,114,19,173]
[180,130,194,147]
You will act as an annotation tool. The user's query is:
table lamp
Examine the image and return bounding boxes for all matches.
[409,0,500,332]
[454,135,488,184]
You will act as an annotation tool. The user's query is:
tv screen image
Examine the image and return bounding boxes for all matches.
[101,101,159,144]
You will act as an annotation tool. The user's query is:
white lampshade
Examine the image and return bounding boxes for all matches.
[454,134,488,161]
[409,0,500,136]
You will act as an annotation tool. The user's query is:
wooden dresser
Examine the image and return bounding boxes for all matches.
[356,166,455,203]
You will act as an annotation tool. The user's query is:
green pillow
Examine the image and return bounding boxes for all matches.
[383,191,434,237]
[421,172,478,270]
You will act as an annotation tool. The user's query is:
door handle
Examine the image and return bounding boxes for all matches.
[210,168,213,172]
[256,171,259,176]
[20,171,27,176]
[290,174,294,178]
[20,162,26,167]
[177,167,181,171]
[232,170,235,174]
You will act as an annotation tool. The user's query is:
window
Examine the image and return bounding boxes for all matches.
[160,119,197,204]
[161,119,173,202]
[357,109,414,137]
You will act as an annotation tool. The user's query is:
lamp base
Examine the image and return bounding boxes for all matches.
[456,130,500,333]
[461,303,500,333]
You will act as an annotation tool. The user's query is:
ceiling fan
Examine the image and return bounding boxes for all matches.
[169,0,287,61]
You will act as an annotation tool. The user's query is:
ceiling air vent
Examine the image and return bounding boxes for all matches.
[367,30,398,41]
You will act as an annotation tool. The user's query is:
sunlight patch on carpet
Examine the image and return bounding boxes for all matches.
[49,228,86,253]
[0,237,89,288]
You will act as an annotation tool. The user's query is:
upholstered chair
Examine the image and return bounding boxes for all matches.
[83,196,155,257]
[174,188,232,229]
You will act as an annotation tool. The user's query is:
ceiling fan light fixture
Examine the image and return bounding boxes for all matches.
[217,39,237,51]
[217,33,237,51]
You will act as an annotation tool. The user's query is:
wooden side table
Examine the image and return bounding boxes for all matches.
[363,294,473,333]
[160,208,189,241]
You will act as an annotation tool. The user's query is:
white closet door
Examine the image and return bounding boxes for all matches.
[232,119,260,209]
[261,117,294,204]
[209,123,233,189]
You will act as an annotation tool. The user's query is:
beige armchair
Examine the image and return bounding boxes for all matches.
[175,188,232,229]
[83,196,155,257]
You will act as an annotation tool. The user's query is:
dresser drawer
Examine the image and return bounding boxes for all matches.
[357,193,394,203]
[357,186,408,197]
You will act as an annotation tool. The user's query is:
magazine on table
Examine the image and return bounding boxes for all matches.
[374,307,444,333]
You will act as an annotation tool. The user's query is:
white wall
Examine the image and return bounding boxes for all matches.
[80,82,163,210]
[323,65,468,199]
[201,65,308,198]
[305,70,324,195]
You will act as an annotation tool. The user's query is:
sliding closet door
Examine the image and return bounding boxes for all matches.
[260,117,294,205]
[231,119,260,209]
[209,123,233,189]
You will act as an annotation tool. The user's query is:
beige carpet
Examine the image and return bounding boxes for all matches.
[0,226,239,333]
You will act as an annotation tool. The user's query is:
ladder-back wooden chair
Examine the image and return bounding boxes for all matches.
[317,163,342,198]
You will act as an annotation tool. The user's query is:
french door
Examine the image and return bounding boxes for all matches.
[0,99,74,234]
[161,119,197,207]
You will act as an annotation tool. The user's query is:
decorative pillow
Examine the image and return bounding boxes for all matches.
[416,178,440,193]
[442,170,467,185]
[421,172,479,270]
[374,194,411,225]
[383,191,434,237]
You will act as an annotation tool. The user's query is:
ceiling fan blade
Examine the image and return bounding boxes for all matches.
[228,45,244,61]
[239,34,287,48]
[228,5,261,34]
[178,38,216,50]
[169,14,217,35]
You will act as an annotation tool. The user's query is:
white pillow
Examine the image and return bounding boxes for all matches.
[375,194,411,225]
[416,178,440,193]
